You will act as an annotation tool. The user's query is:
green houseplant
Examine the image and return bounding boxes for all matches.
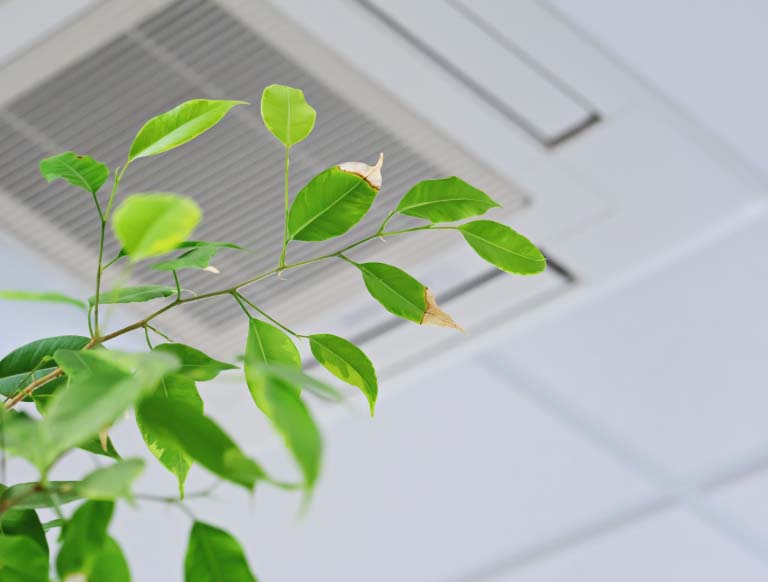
[0,84,545,581]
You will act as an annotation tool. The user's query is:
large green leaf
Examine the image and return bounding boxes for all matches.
[78,458,145,501]
[136,373,203,498]
[136,397,264,490]
[287,155,383,241]
[309,334,378,415]
[260,84,316,147]
[185,521,257,582]
[112,193,202,261]
[0,508,48,555]
[4,350,178,470]
[0,535,49,582]
[394,176,500,223]
[56,500,114,580]
[357,262,426,323]
[90,285,176,305]
[39,151,109,194]
[245,322,322,489]
[0,290,85,310]
[90,536,131,582]
[0,335,89,399]
[459,220,546,275]
[153,344,237,381]
[128,99,246,163]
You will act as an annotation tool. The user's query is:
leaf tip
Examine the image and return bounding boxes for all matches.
[421,288,463,332]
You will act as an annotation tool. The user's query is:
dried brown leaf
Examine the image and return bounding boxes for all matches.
[421,288,463,332]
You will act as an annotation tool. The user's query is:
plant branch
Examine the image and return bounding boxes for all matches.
[279,146,290,269]
[234,292,302,338]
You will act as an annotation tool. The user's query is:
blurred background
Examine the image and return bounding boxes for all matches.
[2,0,768,580]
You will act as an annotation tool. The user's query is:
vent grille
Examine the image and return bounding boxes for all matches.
[0,0,525,357]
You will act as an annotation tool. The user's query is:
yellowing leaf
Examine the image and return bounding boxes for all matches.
[421,288,463,331]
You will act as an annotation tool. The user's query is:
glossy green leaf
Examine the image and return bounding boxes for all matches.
[5,350,178,470]
[245,322,322,489]
[136,373,202,498]
[459,220,546,275]
[153,344,237,381]
[112,193,202,261]
[0,481,81,510]
[357,262,426,323]
[0,508,48,555]
[288,155,383,241]
[56,500,114,580]
[185,521,257,582]
[260,84,316,147]
[128,99,247,163]
[309,334,378,415]
[90,536,131,582]
[91,285,176,306]
[39,151,109,194]
[395,176,500,223]
[0,335,89,399]
[0,290,85,310]
[0,535,49,582]
[78,458,145,501]
[137,397,264,490]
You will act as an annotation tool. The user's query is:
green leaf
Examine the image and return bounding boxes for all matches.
[42,519,64,532]
[0,290,86,310]
[357,262,426,323]
[309,334,378,415]
[6,350,178,470]
[0,335,89,399]
[90,536,131,582]
[245,322,322,489]
[78,458,145,501]
[90,285,176,305]
[0,481,81,510]
[252,364,343,403]
[153,344,237,382]
[112,193,202,261]
[260,84,316,147]
[0,508,48,555]
[56,500,114,580]
[39,151,110,194]
[74,433,121,461]
[152,246,220,272]
[185,521,257,582]
[288,155,383,241]
[128,99,247,163]
[458,220,546,275]
[136,373,203,498]
[136,397,264,490]
[0,535,49,582]
[395,176,500,223]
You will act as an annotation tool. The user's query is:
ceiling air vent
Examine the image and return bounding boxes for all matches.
[0,0,536,358]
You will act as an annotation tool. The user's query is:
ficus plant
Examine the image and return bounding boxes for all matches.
[0,84,545,581]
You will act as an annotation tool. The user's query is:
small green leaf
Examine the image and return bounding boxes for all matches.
[0,290,86,310]
[260,84,316,147]
[136,373,203,498]
[78,458,145,501]
[0,481,81,510]
[309,334,378,415]
[90,536,131,582]
[112,193,202,261]
[128,99,247,163]
[288,155,383,241]
[0,535,49,582]
[39,151,110,194]
[459,220,546,274]
[152,246,217,271]
[245,322,322,489]
[395,176,500,223]
[137,397,264,490]
[90,285,176,305]
[56,500,114,580]
[0,508,48,555]
[357,262,426,323]
[153,344,237,381]
[185,521,257,582]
